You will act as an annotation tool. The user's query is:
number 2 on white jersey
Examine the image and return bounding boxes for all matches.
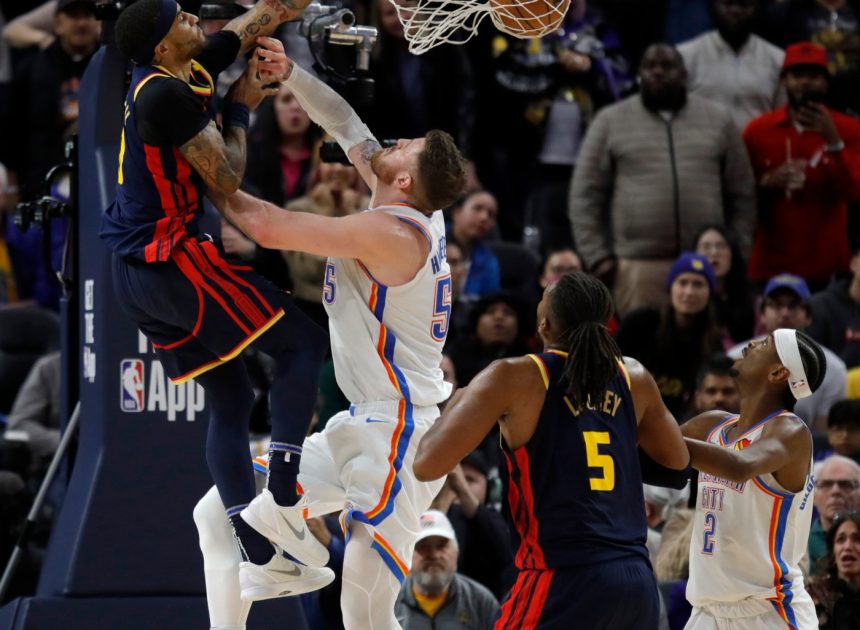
[702,511,716,554]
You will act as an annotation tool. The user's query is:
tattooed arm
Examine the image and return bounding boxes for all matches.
[179,57,278,194]
[347,140,380,195]
[180,122,246,195]
[278,57,380,195]
[223,0,311,55]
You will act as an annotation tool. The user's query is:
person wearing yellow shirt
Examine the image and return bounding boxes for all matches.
[395,510,500,629]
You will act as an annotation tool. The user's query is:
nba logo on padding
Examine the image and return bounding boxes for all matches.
[120,359,145,412]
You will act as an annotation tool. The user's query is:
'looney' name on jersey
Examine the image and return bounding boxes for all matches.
[564,390,623,417]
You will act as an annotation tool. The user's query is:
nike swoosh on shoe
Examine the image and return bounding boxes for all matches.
[270,565,303,578]
[280,512,307,540]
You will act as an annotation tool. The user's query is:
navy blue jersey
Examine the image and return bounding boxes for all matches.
[100,33,239,262]
[503,350,649,570]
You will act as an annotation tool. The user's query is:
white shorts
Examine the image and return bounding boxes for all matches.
[685,592,818,630]
[259,400,445,583]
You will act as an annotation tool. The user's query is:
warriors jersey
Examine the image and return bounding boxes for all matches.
[503,350,649,570]
[101,33,239,262]
[323,204,452,407]
[687,412,815,620]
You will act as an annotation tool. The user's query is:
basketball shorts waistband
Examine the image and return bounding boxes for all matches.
[348,400,439,421]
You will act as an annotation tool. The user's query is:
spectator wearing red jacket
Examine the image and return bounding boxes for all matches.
[743,42,860,288]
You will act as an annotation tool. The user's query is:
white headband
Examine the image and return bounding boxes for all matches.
[773,328,813,400]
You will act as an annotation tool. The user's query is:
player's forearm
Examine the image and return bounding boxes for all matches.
[685,438,753,483]
[226,0,307,54]
[210,190,271,240]
[639,448,691,489]
[284,63,377,154]
[414,423,458,482]
[219,126,247,191]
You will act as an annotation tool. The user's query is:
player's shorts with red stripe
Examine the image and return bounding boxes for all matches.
[494,556,659,629]
[111,235,291,383]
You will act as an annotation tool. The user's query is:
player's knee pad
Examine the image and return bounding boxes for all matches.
[340,524,402,630]
[193,487,240,570]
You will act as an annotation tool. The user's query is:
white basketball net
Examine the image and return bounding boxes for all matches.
[386,0,568,55]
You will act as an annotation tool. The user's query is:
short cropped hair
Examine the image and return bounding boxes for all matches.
[414,129,467,212]
[828,400,860,430]
[695,353,735,389]
[115,0,166,64]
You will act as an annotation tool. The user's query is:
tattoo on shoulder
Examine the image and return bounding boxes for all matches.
[359,140,382,165]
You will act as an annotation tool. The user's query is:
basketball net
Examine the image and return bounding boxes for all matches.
[386,0,566,55]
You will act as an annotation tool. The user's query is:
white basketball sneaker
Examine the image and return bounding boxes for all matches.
[239,552,335,602]
[240,489,330,568]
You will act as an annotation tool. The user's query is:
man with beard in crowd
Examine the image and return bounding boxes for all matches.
[569,43,755,315]
[394,510,500,629]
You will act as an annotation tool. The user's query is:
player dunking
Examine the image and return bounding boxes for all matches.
[100,0,336,604]
[414,272,690,629]
[193,49,468,629]
[681,329,825,629]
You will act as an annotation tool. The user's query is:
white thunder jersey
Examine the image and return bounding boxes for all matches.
[687,412,815,623]
[323,203,452,406]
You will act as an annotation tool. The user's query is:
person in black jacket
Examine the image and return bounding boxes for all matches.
[22,0,99,199]
[616,252,723,418]
[809,511,860,629]
[808,245,860,369]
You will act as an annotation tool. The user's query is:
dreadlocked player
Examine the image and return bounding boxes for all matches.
[414,271,690,629]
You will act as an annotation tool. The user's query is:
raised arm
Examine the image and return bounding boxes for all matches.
[208,189,425,284]
[626,357,690,471]
[414,358,545,481]
[279,58,380,195]
[222,0,311,54]
[685,415,811,490]
[179,56,277,194]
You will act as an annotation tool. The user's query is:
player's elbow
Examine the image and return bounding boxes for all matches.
[731,460,758,483]
[205,165,243,196]
[413,454,443,482]
[230,208,274,248]
[208,177,242,196]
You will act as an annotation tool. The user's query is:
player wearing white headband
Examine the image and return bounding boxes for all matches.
[679,328,826,630]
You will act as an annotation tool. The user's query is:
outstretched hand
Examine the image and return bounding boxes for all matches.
[227,56,279,111]
[254,36,291,84]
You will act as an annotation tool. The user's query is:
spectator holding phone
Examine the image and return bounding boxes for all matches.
[743,42,860,290]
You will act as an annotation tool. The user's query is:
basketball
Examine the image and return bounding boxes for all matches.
[489,0,571,38]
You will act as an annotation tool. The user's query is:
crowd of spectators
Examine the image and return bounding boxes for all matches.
[3,0,860,627]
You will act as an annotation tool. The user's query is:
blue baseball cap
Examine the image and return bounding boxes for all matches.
[665,252,716,294]
[763,273,811,302]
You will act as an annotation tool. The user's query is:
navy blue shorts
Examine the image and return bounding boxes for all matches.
[112,237,293,383]
[494,556,659,629]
